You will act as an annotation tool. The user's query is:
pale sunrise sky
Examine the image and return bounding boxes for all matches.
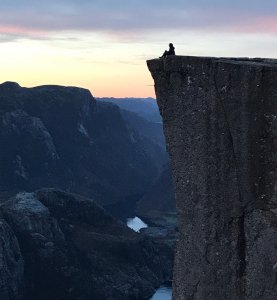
[0,0,277,97]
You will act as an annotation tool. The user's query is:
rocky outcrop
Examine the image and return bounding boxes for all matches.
[148,56,277,299]
[0,82,166,206]
[0,189,171,300]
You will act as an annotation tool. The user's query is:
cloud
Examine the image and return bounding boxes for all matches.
[0,0,276,40]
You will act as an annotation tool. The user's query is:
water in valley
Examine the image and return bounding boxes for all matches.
[126,216,148,232]
[127,216,173,300]
[149,286,172,300]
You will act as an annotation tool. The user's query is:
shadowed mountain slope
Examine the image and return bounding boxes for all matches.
[0,82,166,206]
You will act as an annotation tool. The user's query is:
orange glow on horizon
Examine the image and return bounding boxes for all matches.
[0,25,46,36]
[1,28,277,98]
[231,17,277,34]
[0,35,157,98]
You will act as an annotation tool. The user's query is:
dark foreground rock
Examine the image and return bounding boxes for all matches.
[0,219,24,300]
[0,189,171,300]
[148,56,277,299]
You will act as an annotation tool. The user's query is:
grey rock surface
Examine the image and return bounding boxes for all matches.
[147,56,277,299]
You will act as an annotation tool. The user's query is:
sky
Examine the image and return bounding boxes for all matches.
[0,0,277,97]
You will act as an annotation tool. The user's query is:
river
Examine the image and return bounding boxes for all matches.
[149,286,172,300]
[126,216,148,232]
[126,217,173,299]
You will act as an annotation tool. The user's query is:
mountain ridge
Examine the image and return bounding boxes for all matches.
[0,82,166,206]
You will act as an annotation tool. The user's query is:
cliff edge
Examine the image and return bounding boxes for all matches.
[147,56,277,300]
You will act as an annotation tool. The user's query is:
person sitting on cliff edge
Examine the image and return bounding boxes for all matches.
[160,43,176,58]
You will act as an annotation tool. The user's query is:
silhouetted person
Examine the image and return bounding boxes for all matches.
[161,43,175,58]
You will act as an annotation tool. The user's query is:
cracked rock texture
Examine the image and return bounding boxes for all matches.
[147,56,277,300]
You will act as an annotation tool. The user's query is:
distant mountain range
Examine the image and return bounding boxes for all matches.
[98,97,162,123]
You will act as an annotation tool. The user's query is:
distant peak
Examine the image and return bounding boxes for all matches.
[0,81,21,90]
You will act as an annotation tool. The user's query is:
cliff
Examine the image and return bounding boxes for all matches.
[147,56,277,299]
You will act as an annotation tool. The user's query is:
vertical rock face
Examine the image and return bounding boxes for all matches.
[147,56,277,299]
